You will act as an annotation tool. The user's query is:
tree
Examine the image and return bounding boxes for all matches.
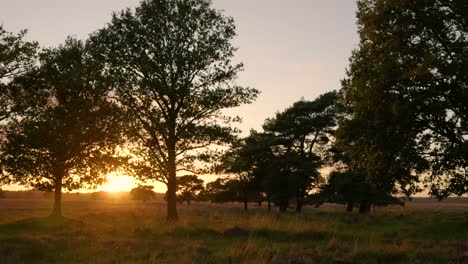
[262,91,342,212]
[200,177,245,205]
[311,170,403,213]
[338,0,468,203]
[1,38,123,219]
[217,133,264,211]
[217,92,342,213]
[0,25,38,187]
[130,185,156,202]
[89,0,258,220]
[0,188,5,199]
[177,175,204,205]
[0,25,38,121]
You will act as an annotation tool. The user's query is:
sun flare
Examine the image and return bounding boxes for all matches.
[99,175,137,192]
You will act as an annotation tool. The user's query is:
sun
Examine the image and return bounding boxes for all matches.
[99,174,137,192]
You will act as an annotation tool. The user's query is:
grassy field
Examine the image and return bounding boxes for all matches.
[0,198,467,264]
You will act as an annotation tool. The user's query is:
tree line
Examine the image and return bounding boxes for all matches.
[0,0,466,220]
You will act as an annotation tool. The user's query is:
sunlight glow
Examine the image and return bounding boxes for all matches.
[99,175,137,192]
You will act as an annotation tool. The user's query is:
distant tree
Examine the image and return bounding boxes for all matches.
[176,175,204,205]
[1,38,123,219]
[197,178,222,202]
[198,177,243,205]
[311,170,403,213]
[241,132,285,212]
[218,91,343,213]
[130,185,155,202]
[262,91,342,212]
[89,0,258,221]
[0,25,38,121]
[217,134,263,211]
[338,0,468,204]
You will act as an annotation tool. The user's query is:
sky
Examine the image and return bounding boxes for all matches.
[0,0,359,192]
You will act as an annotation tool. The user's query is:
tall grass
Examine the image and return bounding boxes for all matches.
[0,199,466,263]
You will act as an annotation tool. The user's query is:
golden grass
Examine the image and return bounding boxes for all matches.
[0,198,467,263]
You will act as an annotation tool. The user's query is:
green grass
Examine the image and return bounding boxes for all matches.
[0,199,467,263]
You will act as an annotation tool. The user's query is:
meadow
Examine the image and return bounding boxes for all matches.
[0,196,467,264]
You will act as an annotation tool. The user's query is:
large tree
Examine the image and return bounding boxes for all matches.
[1,38,123,219]
[338,0,467,202]
[89,0,258,220]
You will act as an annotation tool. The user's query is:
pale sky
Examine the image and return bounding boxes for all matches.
[1,0,359,192]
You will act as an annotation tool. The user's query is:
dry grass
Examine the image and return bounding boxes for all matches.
[0,198,467,263]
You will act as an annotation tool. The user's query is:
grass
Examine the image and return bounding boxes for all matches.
[0,198,467,263]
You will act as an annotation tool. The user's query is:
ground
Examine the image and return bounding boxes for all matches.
[0,198,467,263]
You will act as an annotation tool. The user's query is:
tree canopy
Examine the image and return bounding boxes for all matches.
[89,0,258,220]
[176,175,204,205]
[216,91,343,212]
[130,185,156,202]
[337,0,468,202]
[0,25,38,122]
[1,38,124,218]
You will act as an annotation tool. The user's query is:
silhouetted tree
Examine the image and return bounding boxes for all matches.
[217,133,264,211]
[0,25,38,122]
[263,91,342,212]
[130,185,155,202]
[89,0,258,221]
[176,175,204,205]
[338,0,468,204]
[311,170,403,213]
[0,26,39,188]
[198,177,244,205]
[1,38,123,219]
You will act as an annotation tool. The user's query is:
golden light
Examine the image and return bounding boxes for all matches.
[99,174,137,192]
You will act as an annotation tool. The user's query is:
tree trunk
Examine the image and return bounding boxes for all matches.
[166,176,178,221]
[258,201,262,207]
[267,196,271,212]
[50,170,63,219]
[280,198,290,212]
[346,201,354,212]
[295,200,303,213]
[279,205,287,212]
[166,135,178,221]
[187,200,191,206]
[243,200,248,211]
[359,200,371,214]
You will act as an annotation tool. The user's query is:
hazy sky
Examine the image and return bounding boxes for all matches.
[1,0,359,191]
[1,0,359,131]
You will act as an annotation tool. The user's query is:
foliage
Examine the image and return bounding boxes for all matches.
[130,185,155,202]
[0,25,38,121]
[1,38,124,217]
[176,175,204,205]
[262,91,342,211]
[311,170,404,212]
[89,0,258,220]
[215,134,265,209]
[338,0,468,200]
[214,91,342,212]
[198,177,240,203]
